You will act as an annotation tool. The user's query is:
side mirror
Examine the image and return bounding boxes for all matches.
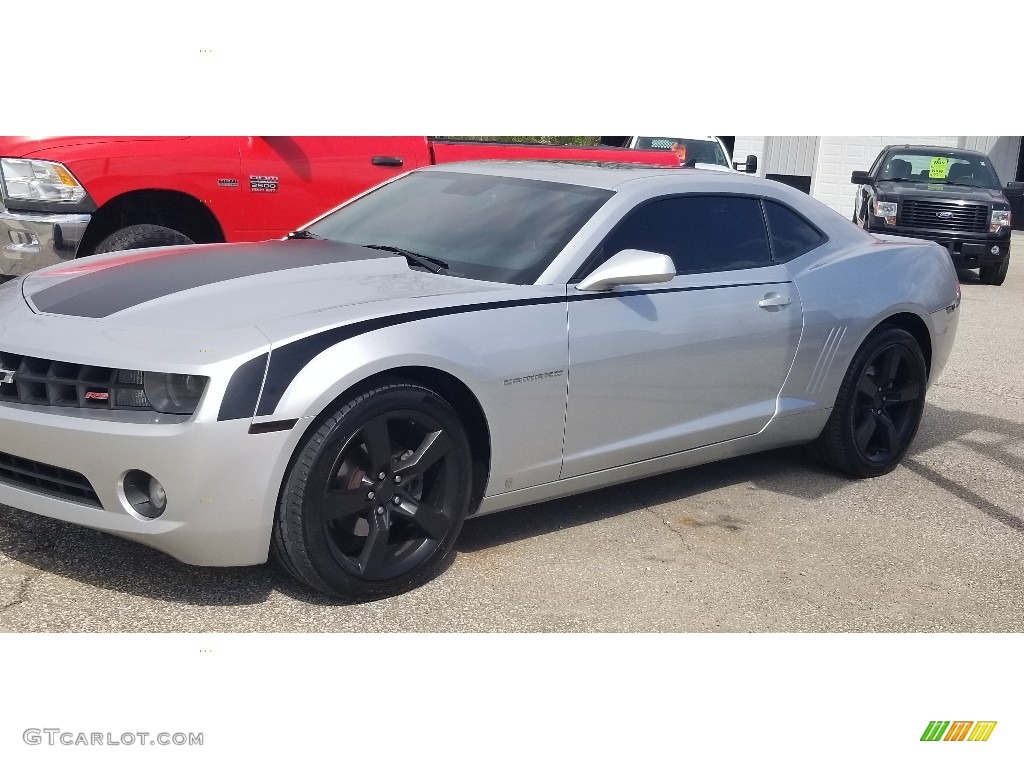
[1005,181,1024,195]
[577,249,675,292]
[851,170,873,185]
[733,154,758,173]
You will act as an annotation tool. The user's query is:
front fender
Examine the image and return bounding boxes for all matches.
[251,298,571,496]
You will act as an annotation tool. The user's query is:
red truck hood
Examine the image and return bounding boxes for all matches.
[0,136,188,158]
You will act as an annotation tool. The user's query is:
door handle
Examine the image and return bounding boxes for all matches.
[758,293,792,309]
[371,156,404,167]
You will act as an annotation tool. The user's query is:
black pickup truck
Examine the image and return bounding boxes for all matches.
[852,145,1022,285]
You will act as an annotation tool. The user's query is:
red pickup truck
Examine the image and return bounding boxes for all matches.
[0,136,678,277]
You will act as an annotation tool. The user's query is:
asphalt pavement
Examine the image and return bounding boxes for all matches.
[1,232,1022,632]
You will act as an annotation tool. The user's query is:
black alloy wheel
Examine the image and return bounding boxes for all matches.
[811,326,927,477]
[273,383,473,600]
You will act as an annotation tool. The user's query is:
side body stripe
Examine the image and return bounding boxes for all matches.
[218,281,791,421]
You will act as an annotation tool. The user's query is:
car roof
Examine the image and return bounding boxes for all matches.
[416,160,751,191]
[641,134,720,141]
[884,145,990,158]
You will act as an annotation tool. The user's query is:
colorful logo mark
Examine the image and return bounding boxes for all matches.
[921,721,996,742]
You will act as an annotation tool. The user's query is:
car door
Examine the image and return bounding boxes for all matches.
[561,194,803,478]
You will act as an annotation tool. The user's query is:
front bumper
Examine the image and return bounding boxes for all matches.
[0,402,301,566]
[0,207,89,277]
[866,224,1010,268]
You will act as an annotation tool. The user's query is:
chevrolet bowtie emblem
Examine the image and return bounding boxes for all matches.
[0,368,15,385]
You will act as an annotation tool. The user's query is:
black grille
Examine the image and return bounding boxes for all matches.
[898,200,989,233]
[0,350,150,410]
[0,450,101,507]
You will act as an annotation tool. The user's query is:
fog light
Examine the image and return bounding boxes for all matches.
[885,216,897,225]
[148,477,167,510]
[991,246,1000,255]
[8,230,39,246]
[123,470,167,518]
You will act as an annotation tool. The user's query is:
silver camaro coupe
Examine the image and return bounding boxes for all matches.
[0,161,961,600]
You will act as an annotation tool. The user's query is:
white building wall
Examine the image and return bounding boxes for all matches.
[811,136,959,218]
[763,136,819,176]
[960,136,1021,185]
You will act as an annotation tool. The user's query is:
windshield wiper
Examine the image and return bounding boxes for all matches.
[362,244,449,274]
[286,229,322,240]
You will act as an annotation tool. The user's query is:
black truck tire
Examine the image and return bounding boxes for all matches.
[94,224,194,255]
[979,255,1010,286]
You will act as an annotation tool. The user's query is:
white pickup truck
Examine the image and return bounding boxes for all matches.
[603,136,758,173]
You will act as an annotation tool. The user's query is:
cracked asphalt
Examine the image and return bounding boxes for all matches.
[2,233,1022,632]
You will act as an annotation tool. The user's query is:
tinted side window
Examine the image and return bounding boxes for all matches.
[763,200,827,262]
[600,196,771,274]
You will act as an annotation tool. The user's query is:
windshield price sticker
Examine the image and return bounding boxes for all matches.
[929,156,949,179]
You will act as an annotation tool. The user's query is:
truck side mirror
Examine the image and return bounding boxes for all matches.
[733,154,758,173]
[851,170,873,185]
[1005,181,1024,194]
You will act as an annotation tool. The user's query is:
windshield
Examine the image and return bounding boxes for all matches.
[306,170,612,284]
[878,150,1001,188]
[635,137,729,166]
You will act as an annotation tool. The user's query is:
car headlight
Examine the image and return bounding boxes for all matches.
[874,201,898,219]
[0,157,87,204]
[990,209,1011,232]
[143,372,209,415]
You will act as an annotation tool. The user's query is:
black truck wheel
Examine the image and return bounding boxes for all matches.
[94,224,194,254]
[272,383,474,601]
[979,255,1009,286]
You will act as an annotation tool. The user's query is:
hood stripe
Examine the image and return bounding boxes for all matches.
[29,241,393,318]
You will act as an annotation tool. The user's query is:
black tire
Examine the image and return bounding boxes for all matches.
[811,326,928,478]
[94,224,194,254]
[273,383,473,601]
[979,256,1009,286]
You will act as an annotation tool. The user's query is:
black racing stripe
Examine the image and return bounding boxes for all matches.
[566,280,790,302]
[252,280,790,418]
[254,297,566,416]
[218,352,269,421]
[29,241,394,318]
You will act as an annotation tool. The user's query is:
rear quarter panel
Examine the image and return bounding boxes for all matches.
[780,236,960,416]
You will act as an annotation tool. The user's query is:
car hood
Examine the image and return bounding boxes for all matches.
[20,239,510,331]
[876,180,1007,203]
[0,136,186,158]
[1,239,517,371]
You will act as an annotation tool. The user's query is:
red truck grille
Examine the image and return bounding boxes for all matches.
[898,200,989,233]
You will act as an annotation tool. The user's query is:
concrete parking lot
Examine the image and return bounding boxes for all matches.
[1,232,1022,632]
